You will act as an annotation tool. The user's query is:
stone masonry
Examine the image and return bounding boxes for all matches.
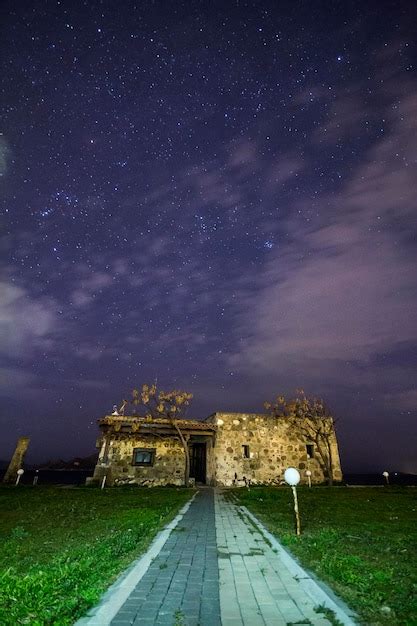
[94,434,186,487]
[207,412,342,486]
[91,412,342,487]
[3,436,30,484]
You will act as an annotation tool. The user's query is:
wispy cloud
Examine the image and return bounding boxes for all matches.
[264,154,304,191]
[226,73,417,409]
[312,91,365,145]
[0,280,59,357]
[71,269,114,309]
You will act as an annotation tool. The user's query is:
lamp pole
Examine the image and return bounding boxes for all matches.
[284,467,301,536]
[382,471,389,485]
[15,468,24,486]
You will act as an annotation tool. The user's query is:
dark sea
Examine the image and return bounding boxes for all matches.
[0,469,93,485]
[344,473,417,486]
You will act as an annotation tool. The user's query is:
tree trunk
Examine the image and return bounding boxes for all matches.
[327,438,334,486]
[172,420,190,487]
[313,433,332,486]
[319,434,334,486]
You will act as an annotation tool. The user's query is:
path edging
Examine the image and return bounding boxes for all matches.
[240,505,358,626]
[74,491,198,626]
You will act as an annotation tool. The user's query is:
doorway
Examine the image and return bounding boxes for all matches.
[190,442,206,484]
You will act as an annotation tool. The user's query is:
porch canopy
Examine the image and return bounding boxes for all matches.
[98,415,217,438]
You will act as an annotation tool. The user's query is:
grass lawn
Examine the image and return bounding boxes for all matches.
[0,485,192,625]
[233,486,417,625]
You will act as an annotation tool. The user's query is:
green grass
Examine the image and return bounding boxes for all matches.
[232,486,417,625]
[0,485,191,625]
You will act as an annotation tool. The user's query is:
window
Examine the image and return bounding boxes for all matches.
[242,444,250,458]
[306,444,314,458]
[133,448,155,466]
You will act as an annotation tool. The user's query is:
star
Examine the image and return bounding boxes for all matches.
[0,0,415,478]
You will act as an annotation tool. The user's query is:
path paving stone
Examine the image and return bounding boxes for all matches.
[215,491,333,626]
[110,488,221,626]
[106,487,354,626]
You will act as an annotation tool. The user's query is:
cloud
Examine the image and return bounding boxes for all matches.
[0,365,36,396]
[227,138,258,171]
[187,164,242,210]
[0,280,59,357]
[342,92,417,221]
[71,270,114,308]
[230,230,415,365]
[226,77,417,405]
[113,257,130,275]
[0,278,65,397]
[384,389,417,412]
[74,343,106,361]
[312,91,365,145]
[264,154,304,191]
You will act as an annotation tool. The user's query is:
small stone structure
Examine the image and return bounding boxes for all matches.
[3,436,30,484]
[91,412,342,486]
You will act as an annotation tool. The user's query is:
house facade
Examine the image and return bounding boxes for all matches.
[91,411,343,486]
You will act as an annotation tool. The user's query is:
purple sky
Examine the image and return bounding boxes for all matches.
[1,1,416,471]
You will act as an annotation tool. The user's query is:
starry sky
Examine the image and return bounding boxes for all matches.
[1,1,416,471]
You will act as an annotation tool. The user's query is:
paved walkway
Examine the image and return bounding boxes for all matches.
[82,488,355,626]
[216,491,333,625]
[111,489,221,626]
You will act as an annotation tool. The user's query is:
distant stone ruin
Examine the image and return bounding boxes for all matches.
[3,436,30,484]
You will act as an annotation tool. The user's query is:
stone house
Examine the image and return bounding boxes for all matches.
[91,411,343,486]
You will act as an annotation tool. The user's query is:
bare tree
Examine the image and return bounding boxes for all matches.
[264,390,338,485]
[131,384,193,487]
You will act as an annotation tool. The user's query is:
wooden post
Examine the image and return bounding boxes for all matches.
[292,485,301,536]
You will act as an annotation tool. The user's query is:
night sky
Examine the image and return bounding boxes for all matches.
[1,1,416,472]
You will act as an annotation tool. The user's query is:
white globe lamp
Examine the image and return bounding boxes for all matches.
[284,467,300,486]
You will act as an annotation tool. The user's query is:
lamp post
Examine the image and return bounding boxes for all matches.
[33,470,39,486]
[284,467,301,536]
[100,461,109,489]
[15,468,24,486]
[382,471,389,485]
[306,469,312,488]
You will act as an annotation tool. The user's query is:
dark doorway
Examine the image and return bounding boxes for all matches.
[190,442,206,483]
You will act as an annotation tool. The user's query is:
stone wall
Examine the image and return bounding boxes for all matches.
[208,412,342,486]
[91,412,343,487]
[3,436,30,484]
[93,434,186,486]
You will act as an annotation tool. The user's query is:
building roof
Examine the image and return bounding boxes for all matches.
[204,411,268,420]
[99,415,216,433]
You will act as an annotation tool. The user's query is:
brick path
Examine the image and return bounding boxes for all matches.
[99,488,355,626]
[111,488,221,626]
[215,491,333,625]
